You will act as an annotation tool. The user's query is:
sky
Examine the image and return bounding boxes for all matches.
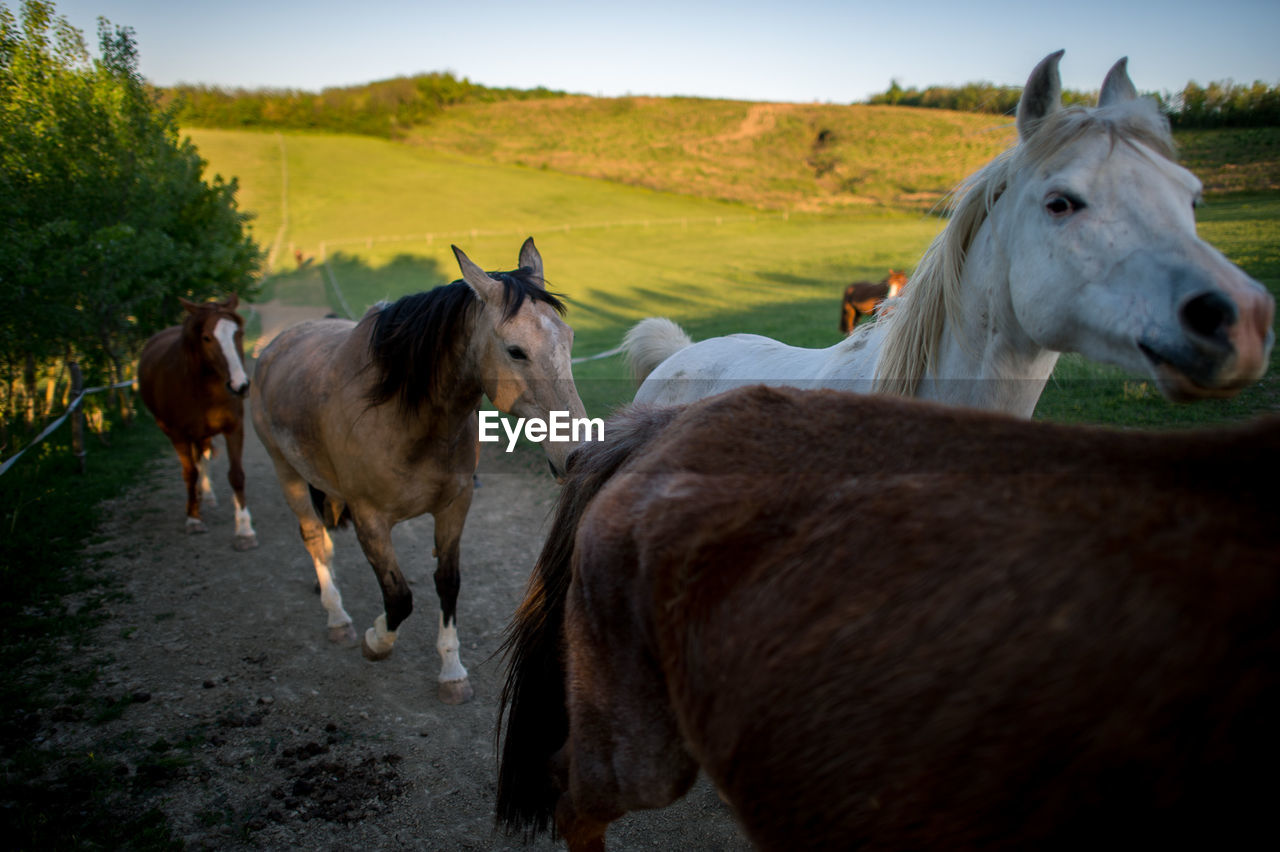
[42,0,1280,103]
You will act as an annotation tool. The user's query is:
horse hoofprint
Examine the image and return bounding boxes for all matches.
[623,52,1274,416]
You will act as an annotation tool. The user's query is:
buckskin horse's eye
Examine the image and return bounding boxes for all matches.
[507,345,528,361]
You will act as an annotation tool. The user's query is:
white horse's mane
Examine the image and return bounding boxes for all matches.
[873,98,1177,397]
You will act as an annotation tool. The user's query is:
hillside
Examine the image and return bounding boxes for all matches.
[404,96,1018,213]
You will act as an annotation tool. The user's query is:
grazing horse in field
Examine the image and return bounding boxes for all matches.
[138,295,257,550]
[497,386,1280,851]
[839,270,907,334]
[252,238,586,704]
[623,52,1274,415]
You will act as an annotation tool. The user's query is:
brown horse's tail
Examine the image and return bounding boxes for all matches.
[308,484,350,529]
[496,403,683,839]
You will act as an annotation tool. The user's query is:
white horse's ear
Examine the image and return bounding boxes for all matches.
[452,245,503,304]
[518,236,545,285]
[1098,57,1137,107]
[1017,49,1065,141]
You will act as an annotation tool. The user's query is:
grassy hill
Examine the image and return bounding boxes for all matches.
[403,96,1017,212]
[184,96,1280,425]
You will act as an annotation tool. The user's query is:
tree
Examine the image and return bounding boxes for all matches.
[0,0,261,426]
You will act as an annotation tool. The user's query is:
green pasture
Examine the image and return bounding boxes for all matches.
[185,127,1280,428]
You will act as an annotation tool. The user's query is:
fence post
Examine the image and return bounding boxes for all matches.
[69,359,86,474]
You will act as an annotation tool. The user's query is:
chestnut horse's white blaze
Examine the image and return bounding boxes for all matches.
[625,53,1274,416]
[213,318,250,394]
[252,238,586,704]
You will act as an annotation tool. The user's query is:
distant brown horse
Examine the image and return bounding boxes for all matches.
[252,238,587,704]
[138,295,258,550]
[498,386,1280,851]
[839,269,907,334]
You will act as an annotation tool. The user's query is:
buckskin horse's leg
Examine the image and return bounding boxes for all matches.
[274,466,356,645]
[350,511,413,665]
[223,422,257,550]
[431,484,475,704]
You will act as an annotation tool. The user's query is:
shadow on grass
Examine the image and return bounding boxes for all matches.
[261,253,452,318]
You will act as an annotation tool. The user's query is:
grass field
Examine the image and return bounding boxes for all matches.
[184,105,1280,428]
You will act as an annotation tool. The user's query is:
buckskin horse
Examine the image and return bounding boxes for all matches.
[137,294,257,550]
[622,52,1273,415]
[839,270,907,334]
[497,386,1280,850]
[252,238,587,704]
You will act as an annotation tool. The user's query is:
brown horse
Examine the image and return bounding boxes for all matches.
[498,386,1280,850]
[137,295,257,550]
[252,238,587,704]
[839,269,907,334]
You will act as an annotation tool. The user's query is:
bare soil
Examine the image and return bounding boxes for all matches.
[46,300,750,850]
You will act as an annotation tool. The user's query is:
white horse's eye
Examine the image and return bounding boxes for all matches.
[1045,194,1083,218]
[507,345,529,361]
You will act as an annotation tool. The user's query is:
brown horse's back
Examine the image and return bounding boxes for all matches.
[640,407,1278,847]
[521,387,1280,850]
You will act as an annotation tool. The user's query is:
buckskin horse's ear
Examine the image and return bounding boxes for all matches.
[1017,49,1064,141]
[452,244,503,304]
[1098,57,1138,108]
[518,236,544,286]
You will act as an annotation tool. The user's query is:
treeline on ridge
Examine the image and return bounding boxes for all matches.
[160,71,564,138]
[169,70,1280,139]
[867,78,1280,128]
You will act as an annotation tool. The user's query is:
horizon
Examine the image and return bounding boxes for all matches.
[40,0,1280,105]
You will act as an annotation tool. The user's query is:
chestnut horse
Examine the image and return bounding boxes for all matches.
[252,238,587,704]
[137,295,258,550]
[839,270,907,334]
[623,53,1274,415]
[498,386,1280,850]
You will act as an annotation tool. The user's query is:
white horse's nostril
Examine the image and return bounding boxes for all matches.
[1180,291,1236,346]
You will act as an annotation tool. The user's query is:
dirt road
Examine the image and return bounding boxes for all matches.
[55,300,750,850]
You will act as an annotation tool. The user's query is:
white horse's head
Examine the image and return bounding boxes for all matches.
[997,51,1273,401]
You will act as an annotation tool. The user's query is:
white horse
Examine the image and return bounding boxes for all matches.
[624,52,1275,416]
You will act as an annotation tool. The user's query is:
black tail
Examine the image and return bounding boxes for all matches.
[495,404,682,838]
[308,484,351,529]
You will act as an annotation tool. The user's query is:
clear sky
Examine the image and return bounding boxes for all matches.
[41,0,1280,103]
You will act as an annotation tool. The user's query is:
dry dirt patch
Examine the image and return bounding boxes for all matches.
[47,311,749,849]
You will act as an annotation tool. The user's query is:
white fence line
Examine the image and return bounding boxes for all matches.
[571,344,625,365]
[322,260,357,320]
[0,379,136,477]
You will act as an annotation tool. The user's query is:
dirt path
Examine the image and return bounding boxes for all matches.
[53,299,750,850]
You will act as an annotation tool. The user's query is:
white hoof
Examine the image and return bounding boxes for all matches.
[233,533,258,551]
[327,623,358,646]
[438,678,474,705]
[185,517,207,535]
[361,631,394,661]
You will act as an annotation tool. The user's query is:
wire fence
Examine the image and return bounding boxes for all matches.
[0,379,136,477]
